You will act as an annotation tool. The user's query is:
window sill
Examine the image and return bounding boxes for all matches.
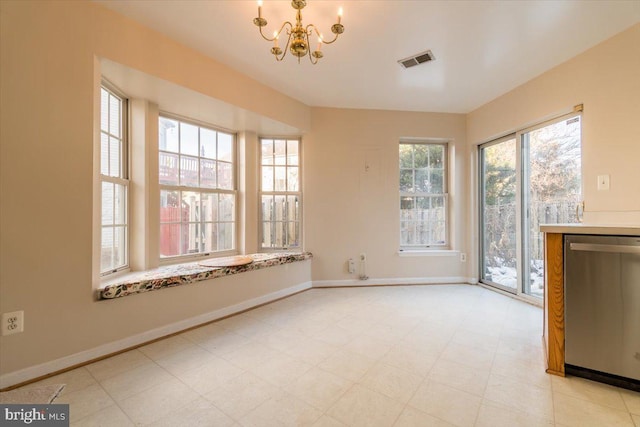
[397,249,459,257]
[100,267,132,283]
[98,252,313,300]
[158,250,238,266]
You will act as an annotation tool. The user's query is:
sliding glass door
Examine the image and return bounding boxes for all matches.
[480,136,518,292]
[522,115,582,297]
[480,114,582,299]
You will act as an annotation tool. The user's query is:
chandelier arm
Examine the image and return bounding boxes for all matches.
[306,24,340,45]
[320,32,340,45]
[275,32,294,62]
[306,24,320,39]
[258,21,293,42]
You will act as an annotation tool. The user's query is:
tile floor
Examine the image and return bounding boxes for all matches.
[25,285,640,426]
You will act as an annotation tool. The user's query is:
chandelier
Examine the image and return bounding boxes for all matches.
[253,0,344,64]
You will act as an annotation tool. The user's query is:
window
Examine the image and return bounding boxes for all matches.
[158,116,236,258]
[100,84,129,274]
[260,138,301,250]
[399,142,448,249]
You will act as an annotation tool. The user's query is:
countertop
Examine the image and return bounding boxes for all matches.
[540,223,640,236]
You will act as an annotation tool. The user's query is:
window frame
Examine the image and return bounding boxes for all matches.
[399,140,449,250]
[258,137,303,252]
[158,113,238,262]
[99,81,130,276]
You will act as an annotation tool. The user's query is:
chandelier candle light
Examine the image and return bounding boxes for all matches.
[253,0,344,64]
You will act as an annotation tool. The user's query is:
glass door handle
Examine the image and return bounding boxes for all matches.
[575,201,584,223]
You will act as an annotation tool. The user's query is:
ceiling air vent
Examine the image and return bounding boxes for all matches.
[398,50,435,69]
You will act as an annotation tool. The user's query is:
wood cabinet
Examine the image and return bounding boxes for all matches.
[543,232,565,376]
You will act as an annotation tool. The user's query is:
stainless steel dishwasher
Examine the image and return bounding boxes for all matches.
[564,234,640,391]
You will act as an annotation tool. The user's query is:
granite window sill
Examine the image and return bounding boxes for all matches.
[99,252,312,300]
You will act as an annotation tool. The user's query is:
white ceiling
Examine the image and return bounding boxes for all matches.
[96,0,640,114]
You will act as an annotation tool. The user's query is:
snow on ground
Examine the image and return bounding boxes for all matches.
[486,259,544,297]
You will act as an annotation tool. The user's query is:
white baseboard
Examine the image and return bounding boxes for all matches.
[0,281,312,389]
[312,276,471,287]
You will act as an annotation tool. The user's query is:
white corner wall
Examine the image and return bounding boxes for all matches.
[305,108,469,283]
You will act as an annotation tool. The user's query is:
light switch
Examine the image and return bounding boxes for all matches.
[597,174,610,191]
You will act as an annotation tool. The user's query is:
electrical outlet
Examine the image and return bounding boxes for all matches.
[348,258,355,274]
[360,253,366,262]
[460,253,467,262]
[2,311,24,336]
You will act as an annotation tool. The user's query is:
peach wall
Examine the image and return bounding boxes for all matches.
[305,108,469,282]
[0,0,311,382]
[2,0,637,385]
[467,24,640,224]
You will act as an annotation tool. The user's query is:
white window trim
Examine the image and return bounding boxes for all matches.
[258,137,303,252]
[399,139,450,250]
[397,249,459,257]
[99,81,130,277]
[158,113,238,263]
[157,187,238,265]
